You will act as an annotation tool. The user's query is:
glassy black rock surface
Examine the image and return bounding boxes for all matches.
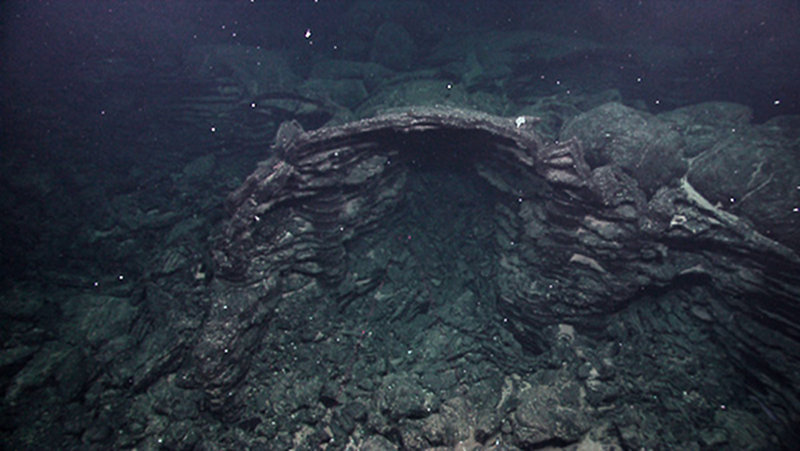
[2,1,800,449]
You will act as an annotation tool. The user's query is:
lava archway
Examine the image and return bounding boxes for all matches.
[193,107,800,437]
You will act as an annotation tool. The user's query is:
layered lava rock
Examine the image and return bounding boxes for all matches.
[194,106,800,437]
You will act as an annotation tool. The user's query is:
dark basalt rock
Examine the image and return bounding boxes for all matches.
[560,102,688,196]
[686,126,800,252]
[197,106,800,426]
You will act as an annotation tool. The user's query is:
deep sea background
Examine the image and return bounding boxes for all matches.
[1,1,800,449]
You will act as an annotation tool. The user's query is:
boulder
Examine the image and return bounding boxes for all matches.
[560,102,687,195]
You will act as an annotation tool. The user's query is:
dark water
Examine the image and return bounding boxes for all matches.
[2,1,800,449]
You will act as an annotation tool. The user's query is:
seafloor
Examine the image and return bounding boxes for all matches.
[1,1,799,449]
